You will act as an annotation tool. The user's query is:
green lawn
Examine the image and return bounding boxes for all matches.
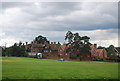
[2,57,119,79]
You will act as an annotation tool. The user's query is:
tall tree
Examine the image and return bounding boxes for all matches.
[5,42,28,57]
[106,45,116,57]
[81,36,90,44]
[34,35,49,44]
[65,31,91,58]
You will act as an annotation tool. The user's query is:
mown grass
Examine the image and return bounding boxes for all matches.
[2,57,119,79]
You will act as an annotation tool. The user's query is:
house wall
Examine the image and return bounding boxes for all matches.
[102,49,107,58]
[31,48,39,53]
[28,42,108,61]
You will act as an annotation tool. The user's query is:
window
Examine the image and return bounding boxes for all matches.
[60,53,62,55]
[60,49,62,51]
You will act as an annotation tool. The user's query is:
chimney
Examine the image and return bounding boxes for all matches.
[45,41,48,44]
[31,42,33,44]
[26,42,28,45]
[54,42,56,44]
[23,43,25,46]
[94,44,97,49]
[48,41,50,44]
[51,42,53,44]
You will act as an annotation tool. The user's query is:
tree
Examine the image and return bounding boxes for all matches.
[65,31,91,58]
[106,45,116,57]
[5,42,28,57]
[98,46,105,49]
[81,36,90,44]
[65,31,74,43]
[106,45,120,62]
[34,35,49,44]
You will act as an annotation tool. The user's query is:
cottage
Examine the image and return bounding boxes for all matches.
[58,45,70,60]
[91,44,107,59]
[49,42,59,57]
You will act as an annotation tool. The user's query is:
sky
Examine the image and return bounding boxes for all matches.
[0,2,118,47]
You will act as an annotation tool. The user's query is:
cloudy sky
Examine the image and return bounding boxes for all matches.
[0,2,118,47]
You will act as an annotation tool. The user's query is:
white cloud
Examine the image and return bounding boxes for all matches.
[0,37,20,47]
[0,2,118,47]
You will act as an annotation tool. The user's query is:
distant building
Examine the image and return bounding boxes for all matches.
[91,44,107,59]
[49,42,59,57]
[58,45,70,60]
[25,41,107,61]
[113,47,120,57]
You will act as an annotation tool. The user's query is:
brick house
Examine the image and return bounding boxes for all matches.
[49,42,60,57]
[91,44,107,59]
[58,45,91,61]
[58,44,107,61]
[30,42,45,53]
[25,41,107,61]
[58,45,70,60]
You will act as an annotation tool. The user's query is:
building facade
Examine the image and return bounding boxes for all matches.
[25,42,107,61]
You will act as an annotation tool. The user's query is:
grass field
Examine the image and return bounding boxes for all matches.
[2,57,119,79]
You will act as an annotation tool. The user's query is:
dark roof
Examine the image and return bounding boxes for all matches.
[115,47,120,53]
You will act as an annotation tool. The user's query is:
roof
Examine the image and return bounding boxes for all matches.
[32,43,45,48]
[115,47,120,53]
[49,44,59,50]
[96,49,104,55]
[59,45,70,51]
[59,45,66,50]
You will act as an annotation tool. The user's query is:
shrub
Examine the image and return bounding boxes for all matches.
[70,56,77,59]
[58,55,60,57]
[47,53,51,56]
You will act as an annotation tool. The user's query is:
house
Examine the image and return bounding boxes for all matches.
[58,45,70,60]
[114,47,120,57]
[49,42,59,57]
[43,42,52,57]
[31,42,45,53]
[25,42,45,58]
[25,42,31,52]
[58,45,91,61]
[25,41,107,61]
[91,44,107,59]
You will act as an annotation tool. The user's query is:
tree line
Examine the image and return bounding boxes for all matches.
[2,42,28,57]
[2,31,120,62]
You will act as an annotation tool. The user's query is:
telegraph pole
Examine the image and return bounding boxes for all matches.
[4,42,7,56]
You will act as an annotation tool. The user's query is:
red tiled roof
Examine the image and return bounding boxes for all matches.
[96,49,104,55]
[49,44,59,50]
[59,45,70,50]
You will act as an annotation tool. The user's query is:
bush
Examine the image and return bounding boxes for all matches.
[58,55,60,57]
[105,57,120,62]
[47,53,51,56]
[23,52,28,57]
[70,56,77,59]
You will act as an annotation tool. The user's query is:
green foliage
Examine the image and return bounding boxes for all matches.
[58,54,60,57]
[70,56,77,59]
[106,45,117,57]
[105,57,120,62]
[65,31,91,57]
[34,35,49,44]
[47,53,51,56]
[98,46,105,49]
[4,42,28,57]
